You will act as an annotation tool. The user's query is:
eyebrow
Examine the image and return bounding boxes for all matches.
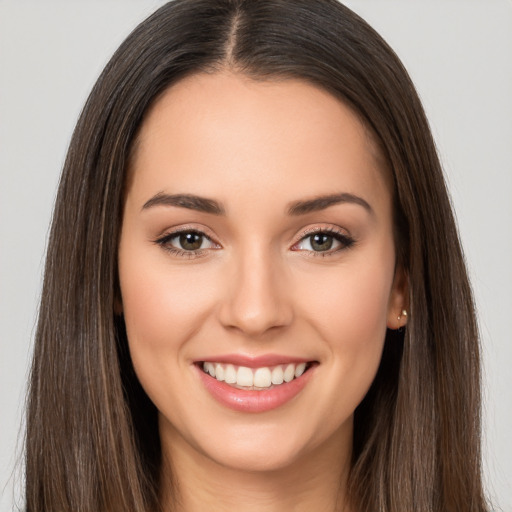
[142,192,225,215]
[287,193,373,216]
[141,191,373,217]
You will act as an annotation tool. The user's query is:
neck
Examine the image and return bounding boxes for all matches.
[159,422,353,512]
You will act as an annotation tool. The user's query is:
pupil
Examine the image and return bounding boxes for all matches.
[180,232,202,250]
[311,233,333,251]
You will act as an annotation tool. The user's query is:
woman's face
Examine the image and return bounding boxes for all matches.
[118,72,407,473]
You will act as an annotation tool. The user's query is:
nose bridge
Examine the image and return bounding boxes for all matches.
[219,240,292,336]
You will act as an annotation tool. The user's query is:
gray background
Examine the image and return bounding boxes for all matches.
[1,1,511,510]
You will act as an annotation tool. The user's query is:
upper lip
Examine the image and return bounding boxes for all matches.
[196,353,314,368]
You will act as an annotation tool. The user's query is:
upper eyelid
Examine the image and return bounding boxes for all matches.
[294,225,350,242]
[154,224,351,248]
[291,225,355,251]
[155,225,219,244]
[153,229,219,258]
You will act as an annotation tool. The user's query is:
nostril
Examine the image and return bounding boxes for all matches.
[217,269,293,336]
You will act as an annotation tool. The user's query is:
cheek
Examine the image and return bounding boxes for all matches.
[295,248,395,376]
[121,266,206,343]
[118,254,225,430]
[304,261,391,324]
[289,256,394,435]
[118,246,219,381]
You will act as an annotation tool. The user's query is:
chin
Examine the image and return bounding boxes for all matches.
[202,437,310,474]
[169,410,351,475]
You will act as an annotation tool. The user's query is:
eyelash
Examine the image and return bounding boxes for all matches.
[154,229,216,259]
[292,227,355,257]
[154,226,355,259]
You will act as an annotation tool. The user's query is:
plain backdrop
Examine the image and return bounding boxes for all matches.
[0,1,511,510]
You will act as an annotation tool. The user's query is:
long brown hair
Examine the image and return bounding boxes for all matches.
[25,1,488,510]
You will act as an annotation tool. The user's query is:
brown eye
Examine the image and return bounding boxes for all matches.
[179,232,204,251]
[156,229,218,254]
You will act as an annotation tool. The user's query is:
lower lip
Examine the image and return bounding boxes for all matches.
[196,364,315,413]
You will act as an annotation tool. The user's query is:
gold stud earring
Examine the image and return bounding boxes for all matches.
[397,309,408,330]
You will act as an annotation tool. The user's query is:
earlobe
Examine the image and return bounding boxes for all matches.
[386,267,409,330]
[396,308,408,330]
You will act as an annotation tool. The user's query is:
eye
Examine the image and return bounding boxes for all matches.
[173,232,209,251]
[293,229,354,254]
[155,229,219,255]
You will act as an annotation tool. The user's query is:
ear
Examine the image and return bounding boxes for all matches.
[386,266,409,330]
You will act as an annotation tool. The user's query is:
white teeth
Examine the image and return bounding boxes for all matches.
[271,366,284,385]
[237,366,254,387]
[203,362,215,377]
[215,363,225,381]
[295,362,306,378]
[224,364,237,384]
[254,367,272,388]
[202,361,311,389]
[283,364,295,383]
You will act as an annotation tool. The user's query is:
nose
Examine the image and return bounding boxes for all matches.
[218,245,293,337]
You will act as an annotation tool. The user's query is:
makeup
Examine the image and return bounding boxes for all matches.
[119,71,401,475]
[196,360,316,413]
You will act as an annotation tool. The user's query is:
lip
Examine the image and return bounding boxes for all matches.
[195,360,316,413]
[198,353,311,368]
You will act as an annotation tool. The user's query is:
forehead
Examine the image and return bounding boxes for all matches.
[127,71,391,213]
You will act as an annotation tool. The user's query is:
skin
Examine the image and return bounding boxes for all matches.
[118,71,408,512]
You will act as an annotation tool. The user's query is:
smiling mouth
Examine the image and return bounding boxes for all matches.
[199,361,315,391]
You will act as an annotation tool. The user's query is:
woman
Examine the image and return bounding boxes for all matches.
[25,0,489,511]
